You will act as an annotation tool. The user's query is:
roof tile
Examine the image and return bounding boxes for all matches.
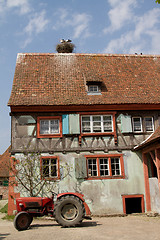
[0,146,10,177]
[8,53,160,106]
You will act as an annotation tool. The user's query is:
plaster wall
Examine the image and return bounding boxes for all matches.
[80,151,145,215]
[13,150,145,215]
[0,186,8,199]
[149,178,160,213]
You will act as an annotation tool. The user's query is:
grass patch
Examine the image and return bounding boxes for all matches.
[0,203,8,213]
[2,215,14,221]
[0,203,14,221]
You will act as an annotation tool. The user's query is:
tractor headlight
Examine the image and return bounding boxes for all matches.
[19,203,23,208]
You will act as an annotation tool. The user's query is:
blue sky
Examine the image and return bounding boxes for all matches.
[0,0,160,154]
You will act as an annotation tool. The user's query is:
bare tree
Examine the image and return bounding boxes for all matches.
[10,153,58,197]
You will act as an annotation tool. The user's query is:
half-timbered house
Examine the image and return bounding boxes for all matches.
[8,53,160,215]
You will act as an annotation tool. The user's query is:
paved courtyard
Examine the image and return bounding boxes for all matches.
[0,214,160,240]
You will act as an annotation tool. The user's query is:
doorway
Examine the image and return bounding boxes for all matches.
[122,195,144,214]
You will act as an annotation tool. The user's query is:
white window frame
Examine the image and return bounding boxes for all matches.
[132,116,154,132]
[81,115,113,133]
[87,158,98,177]
[111,157,121,176]
[144,117,154,132]
[40,119,60,135]
[99,158,110,176]
[132,117,142,132]
[88,85,99,93]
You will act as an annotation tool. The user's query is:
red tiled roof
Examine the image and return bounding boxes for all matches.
[8,53,160,106]
[134,126,160,150]
[0,146,10,177]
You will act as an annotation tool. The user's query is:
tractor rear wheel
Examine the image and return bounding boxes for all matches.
[14,211,31,231]
[54,195,85,227]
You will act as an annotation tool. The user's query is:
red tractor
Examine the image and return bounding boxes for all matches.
[13,192,91,231]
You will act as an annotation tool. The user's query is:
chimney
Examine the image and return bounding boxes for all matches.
[56,39,75,53]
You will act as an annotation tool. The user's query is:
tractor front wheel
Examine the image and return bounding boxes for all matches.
[14,212,31,231]
[54,195,85,227]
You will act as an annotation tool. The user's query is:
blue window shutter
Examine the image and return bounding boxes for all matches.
[121,115,132,133]
[69,114,80,134]
[62,115,69,134]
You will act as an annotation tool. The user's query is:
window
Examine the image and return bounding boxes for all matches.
[86,155,125,179]
[87,82,102,95]
[132,116,154,132]
[0,179,8,186]
[18,115,36,125]
[144,117,154,131]
[37,116,62,138]
[88,85,99,93]
[40,119,59,134]
[132,117,142,132]
[81,115,113,133]
[41,156,60,179]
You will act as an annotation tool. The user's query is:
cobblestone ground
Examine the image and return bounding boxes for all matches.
[0,214,160,240]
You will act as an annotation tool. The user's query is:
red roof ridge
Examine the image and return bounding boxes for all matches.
[16,53,160,58]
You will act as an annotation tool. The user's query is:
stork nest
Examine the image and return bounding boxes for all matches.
[56,42,75,53]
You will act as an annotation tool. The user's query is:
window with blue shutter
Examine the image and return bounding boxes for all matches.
[62,115,69,134]
[62,114,80,134]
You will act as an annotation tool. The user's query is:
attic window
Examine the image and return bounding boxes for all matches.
[88,85,99,93]
[87,82,102,95]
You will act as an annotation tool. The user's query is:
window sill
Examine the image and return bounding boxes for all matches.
[86,175,125,180]
[80,132,117,144]
[37,133,62,138]
[133,131,153,134]
[42,177,60,181]
[87,92,102,95]
[81,132,115,136]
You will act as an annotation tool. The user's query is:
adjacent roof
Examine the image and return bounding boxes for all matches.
[0,146,10,178]
[134,126,160,150]
[8,53,160,106]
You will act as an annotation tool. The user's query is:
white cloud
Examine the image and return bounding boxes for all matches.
[74,13,91,38]
[22,37,32,49]
[104,31,141,54]
[134,8,160,39]
[53,8,92,39]
[58,8,68,22]
[0,1,49,47]
[21,10,49,48]
[104,0,137,33]
[6,0,31,14]
[148,31,160,54]
[0,0,31,15]
[24,10,49,36]
[104,7,160,54]
[0,0,5,13]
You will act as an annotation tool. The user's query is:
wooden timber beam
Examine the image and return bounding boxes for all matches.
[149,151,157,167]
